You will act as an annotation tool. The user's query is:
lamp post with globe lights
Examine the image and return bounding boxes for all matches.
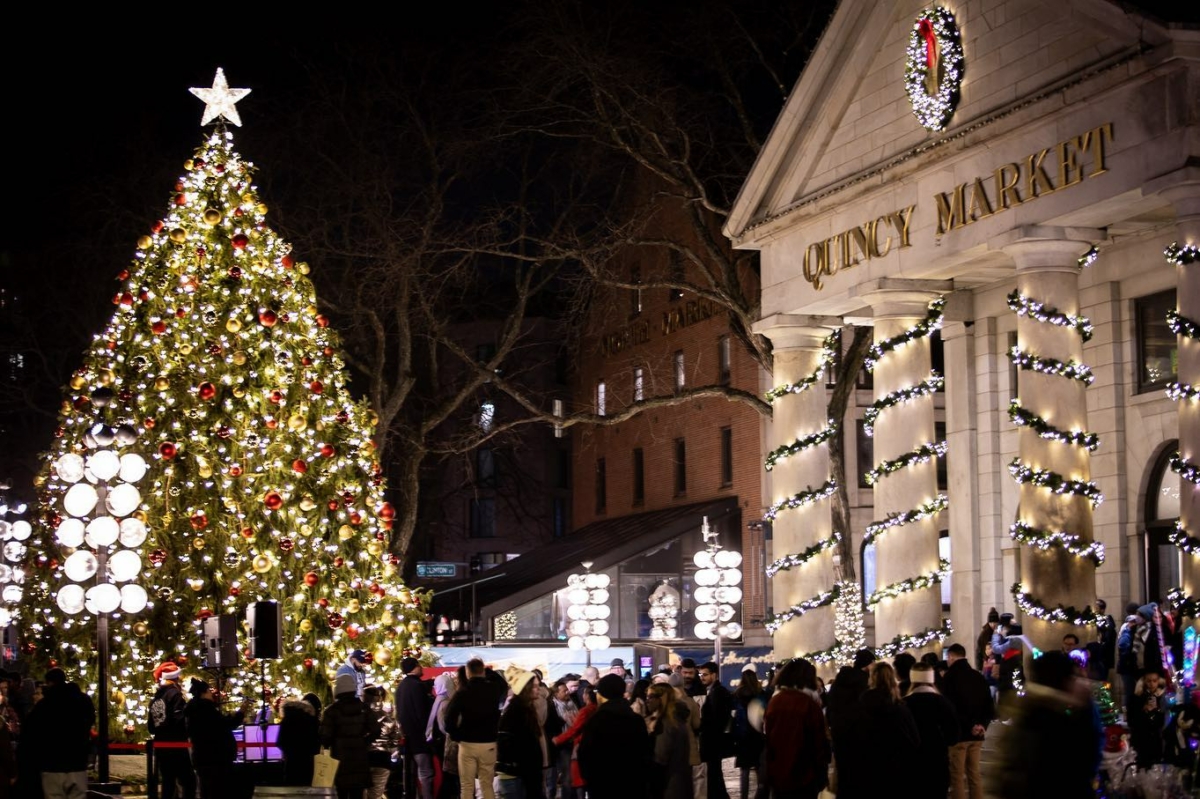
[0,482,31,651]
[565,561,611,667]
[51,389,150,783]
[693,516,742,666]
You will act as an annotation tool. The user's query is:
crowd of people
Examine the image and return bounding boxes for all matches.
[2,598,1198,799]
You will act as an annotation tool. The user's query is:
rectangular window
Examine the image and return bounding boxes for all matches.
[633,367,645,402]
[630,265,643,317]
[595,458,607,514]
[939,530,952,610]
[856,419,874,490]
[478,401,495,433]
[1136,289,1178,393]
[596,380,607,416]
[476,342,496,363]
[555,448,571,490]
[935,421,947,491]
[674,351,685,394]
[931,329,945,390]
[553,498,566,539]
[632,448,645,505]
[469,498,495,538]
[674,439,687,495]
[718,336,731,385]
[720,427,733,487]
[1008,331,1019,401]
[476,448,495,487]
[552,398,564,439]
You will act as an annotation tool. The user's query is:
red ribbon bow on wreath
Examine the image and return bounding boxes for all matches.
[918,18,938,74]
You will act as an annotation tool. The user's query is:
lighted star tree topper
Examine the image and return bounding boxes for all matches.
[21,70,428,736]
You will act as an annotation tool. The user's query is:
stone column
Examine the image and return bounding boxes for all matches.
[855,279,951,655]
[998,226,1103,656]
[943,313,981,651]
[754,314,841,660]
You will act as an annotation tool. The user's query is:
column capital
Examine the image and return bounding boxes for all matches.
[753,314,842,350]
[991,225,1104,273]
[851,278,953,320]
[1146,168,1200,239]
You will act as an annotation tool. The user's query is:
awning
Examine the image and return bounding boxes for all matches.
[428,497,740,622]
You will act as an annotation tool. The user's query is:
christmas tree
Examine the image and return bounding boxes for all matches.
[20,71,427,735]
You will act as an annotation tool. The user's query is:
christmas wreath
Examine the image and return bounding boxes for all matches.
[905,7,964,132]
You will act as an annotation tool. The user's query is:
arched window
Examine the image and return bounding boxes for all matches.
[1145,442,1181,604]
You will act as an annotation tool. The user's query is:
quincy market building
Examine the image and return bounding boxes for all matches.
[726,0,1198,661]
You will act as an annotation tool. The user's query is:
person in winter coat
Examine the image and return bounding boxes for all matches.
[576,675,649,799]
[363,687,400,799]
[1095,599,1117,674]
[697,662,734,799]
[184,679,247,799]
[941,644,995,799]
[321,673,383,799]
[396,658,434,799]
[278,694,322,786]
[831,662,919,799]
[445,658,501,799]
[427,672,459,799]
[335,650,369,700]
[539,678,565,799]
[24,669,95,799]
[552,683,596,799]
[975,609,1000,670]
[823,666,866,732]
[731,668,767,799]
[548,680,576,799]
[762,659,829,799]
[903,664,960,799]
[495,668,545,799]
[148,663,195,799]
[645,683,691,799]
[1129,670,1167,768]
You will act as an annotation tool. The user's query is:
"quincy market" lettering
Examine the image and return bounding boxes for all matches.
[802,206,916,290]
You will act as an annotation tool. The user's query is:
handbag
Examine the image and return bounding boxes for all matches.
[312,748,340,788]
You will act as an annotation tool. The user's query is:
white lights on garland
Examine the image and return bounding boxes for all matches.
[1166,381,1200,402]
[764,334,839,403]
[1167,310,1200,340]
[764,586,840,634]
[864,299,945,371]
[863,495,949,545]
[864,440,947,486]
[833,579,866,659]
[1006,291,1094,341]
[1009,521,1105,567]
[865,560,950,610]
[1168,522,1200,556]
[1165,242,1200,266]
[1008,399,1099,451]
[875,619,954,660]
[765,531,842,578]
[763,479,838,522]
[765,421,838,471]
[1078,246,1099,269]
[1171,453,1200,485]
[1009,347,1095,385]
[904,7,963,132]
[1008,459,1104,506]
[863,373,944,437]
[565,562,611,652]
[1012,584,1098,626]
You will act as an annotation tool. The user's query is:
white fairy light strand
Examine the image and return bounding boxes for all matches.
[875,619,954,659]
[764,585,841,633]
[762,479,838,522]
[1012,584,1098,626]
[765,421,838,472]
[1169,522,1200,555]
[1007,459,1104,507]
[1166,381,1200,402]
[1167,310,1199,340]
[1009,521,1105,567]
[764,334,839,403]
[1170,453,1200,486]
[1008,347,1095,385]
[865,299,945,371]
[1006,291,1093,341]
[1165,242,1200,266]
[864,440,947,486]
[865,560,950,609]
[766,531,841,578]
[863,494,949,545]
[863,372,944,437]
[1008,399,1099,451]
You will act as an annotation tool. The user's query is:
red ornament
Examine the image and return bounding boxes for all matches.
[229,463,242,476]
[190,513,208,530]
[175,306,188,318]
[303,658,314,669]
[149,549,167,566]
[174,194,187,206]
[159,442,177,460]
[241,527,254,539]
[229,587,240,598]
[345,624,360,640]
[264,492,284,510]
[279,538,295,552]
[281,255,294,269]
[349,512,362,526]
[316,315,330,329]
[336,410,349,424]
[72,397,89,411]
[119,293,134,307]
[310,381,323,395]
[327,500,340,511]
[265,418,278,429]
[259,309,278,327]
[304,572,319,587]
[231,234,249,249]
[302,356,313,367]
[198,382,216,401]
[144,418,156,429]
[139,290,149,302]
[334,557,344,568]
[379,502,396,521]
[280,312,290,323]
[320,444,336,458]
[292,459,308,474]
[328,613,344,629]
[48,660,58,669]
[324,347,334,357]
[151,320,167,335]
[197,609,213,620]
[317,597,329,608]
[207,343,222,356]
[228,266,242,279]
[269,390,283,404]
[117,269,130,280]
[152,220,164,233]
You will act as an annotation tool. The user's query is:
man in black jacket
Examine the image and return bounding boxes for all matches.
[26,668,95,799]
[698,662,733,799]
[185,678,248,799]
[577,674,649,799]
[444,658,500,799]
[149,662,195,799]
[943,643,995,799]
[396,658,434,799]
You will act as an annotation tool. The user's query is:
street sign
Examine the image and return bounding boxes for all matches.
[416,562,457,578]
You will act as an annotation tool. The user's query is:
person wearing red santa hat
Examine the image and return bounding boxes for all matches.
[149,662,195,799]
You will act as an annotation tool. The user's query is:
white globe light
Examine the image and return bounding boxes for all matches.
[0,565,11,582]
[694,568,720,586]
[585,634,610,651]
[0,522,8,540]
[693,622,715,639]
[106,484,142,517]
[569,620,590,636]
[56,519,86,548]
[593,605,610,620]
[584,574,601,589]
[566,605,585,620]
[695,604,719,622]
[590,619,609,636]
[56,584,86,615]
[8,567,22,585]
[118,453,149,484]
[717,587,743,605]
[583,605,599,620]
[55,454,86,484]
[693,551,715,569]
[714,550,742,569]
[567,574,584,587]
[568,589,590,606]
[63,550,99,582]
[86,516,120,547]
[10,521,31,541]
[719,604,736,622]
[86,583,122,614]
[119,584,149,614]
[108,550,142,582]
[63,483,99,518]
[0,609,10,627]
[86,450,121,482]
[2,585,22,603]
[589,588,609,605]
[694,587,716,605]
[594,573,611,588]
[119,518,148,548]
[719,569,743,586]
[721,622,743,639]
[567,636,584,650]
[2,543,24,563]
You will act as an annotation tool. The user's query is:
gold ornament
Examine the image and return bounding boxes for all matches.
[381,610,395,625]
[133,510,148,523]
[287,414,307,431]
[69,374,87,390]
[98,369,115,386]
[192,537,206,550]
[367,541,383,557]
[241,192,256,205]
[203,208,222,226]
[184,159,195,170]
[348,599,361,613]
[154,377,170,391]
[299,524,313,537]
[298,263,311,275]
[256,203,268,215]
[373,648,392,666]
[252,554,272,574]
[169,228,187,243]
[197,460,213,479]
[137,236,153,250]
[232,351,247,365]
[338,525,354,541]
[306,305,319,317]
[179,344,192,355]
[299,496,317,512]
[299,619,313,633]
[113,689,126,704]
[226,318,242,333]
[407,620,422,634]
[232,386,246,398]
[188,578,205,591]
[383,563,397,578]
[60,400,73,414]
[133,622,149,637]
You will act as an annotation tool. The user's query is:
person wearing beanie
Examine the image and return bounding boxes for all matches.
[396,657,434,799]
[335,649,369,699]
[185,679,247,799]
[23,668,95,799]
[149,662,194,799]
[496,667,543,799]
[278,693,322,786]
[976,609,1001,670]
[321,672,381,799]
[903,664,959,799]
[576,674,649,798]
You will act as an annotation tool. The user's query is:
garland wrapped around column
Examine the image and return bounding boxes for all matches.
[1006,247,1102,626]
[1166,242,1200,611]
[864,297,951,652]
